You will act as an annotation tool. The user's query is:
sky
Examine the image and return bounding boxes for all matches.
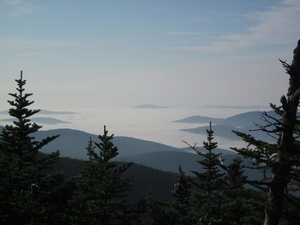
[1,0,300,111]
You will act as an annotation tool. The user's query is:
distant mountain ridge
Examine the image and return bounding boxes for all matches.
[203,105,267,110]
[32,128,237,174]
[32,128,189,159]
[174,110,277,126]
[133,104,169,109]
[175,110,281,142]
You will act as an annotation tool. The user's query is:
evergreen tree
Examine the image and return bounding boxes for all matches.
[0,71,64,224]
[145,195,177,225]
[172,165,192,211]
[146,166,195,225]
[222,156,264,225]
[171,165,197,224]
[67,126,137,225]
[185,122,225,224]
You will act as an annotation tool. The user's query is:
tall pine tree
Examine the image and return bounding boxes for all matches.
[222,156,264,225]
[67,126,137,225]
[185,122,225,225]
[0,71,64,224]
[171,165,195,224]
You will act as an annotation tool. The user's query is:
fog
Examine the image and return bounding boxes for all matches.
[0,106,265,150]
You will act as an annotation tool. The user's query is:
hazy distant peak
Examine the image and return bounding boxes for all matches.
[203,105,267,110]
[133,104,169,109]
[174,115,224,124]
[39,110,77,114]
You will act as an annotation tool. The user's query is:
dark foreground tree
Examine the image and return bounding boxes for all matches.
[171,165,195,224]
[145,195,176,225]
[232,39,300,225]
[222,156,264,225]
[145,166,195,225]
[67,126,139,225]
[185,122,226,224]
[0,71,65,224]
[184,123,266,225]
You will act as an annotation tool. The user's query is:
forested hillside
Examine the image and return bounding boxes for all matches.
[54,156,178,204]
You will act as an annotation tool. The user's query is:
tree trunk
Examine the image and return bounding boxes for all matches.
[263,39,300,225]
[263,161,290,225]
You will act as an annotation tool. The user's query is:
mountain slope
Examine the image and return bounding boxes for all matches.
[33,128,184,159]
[118,150,261,181]
[53,156,177,204]
[118,151,236,175]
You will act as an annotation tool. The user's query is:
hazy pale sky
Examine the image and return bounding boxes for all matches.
[1,0,300,111]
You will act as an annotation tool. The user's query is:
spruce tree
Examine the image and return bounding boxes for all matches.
[172,165,192,211]
[185,122,225,224]
[67,126,137,225]
[145,195,176,225]
[221,156,264,225]
[145,166,194,225]
[171,165,196,225]
[0,71,63,224]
